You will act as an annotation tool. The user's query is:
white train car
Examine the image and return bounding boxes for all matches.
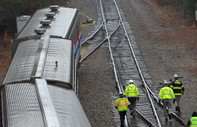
[1,5,91,127]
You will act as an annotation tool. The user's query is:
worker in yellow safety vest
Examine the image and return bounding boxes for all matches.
[159,80,175,121]
[114,92,133,127]
[170,74,184,112]
[187,111,197,127]
[124,79,139,117]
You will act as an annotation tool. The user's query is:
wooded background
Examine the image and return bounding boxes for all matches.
[156,0,197,20]
[0,0,196,35]
[0,0,68,35]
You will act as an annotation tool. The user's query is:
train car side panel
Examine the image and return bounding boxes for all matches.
[3,39,40,84]
[1,83,45,127]
[48,84,91,127]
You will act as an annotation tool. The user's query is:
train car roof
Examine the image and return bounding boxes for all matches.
[3,36,73,85]
[1,82,91,127]
[17,6,78,39]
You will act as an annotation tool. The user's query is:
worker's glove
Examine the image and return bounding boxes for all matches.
[173,99,175,104]
[114,106,118,109]
[182,92,184,95]
[137,97,139,101]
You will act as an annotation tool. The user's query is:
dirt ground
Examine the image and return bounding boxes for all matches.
[0,0,197,126]
[119,0,197,122]
[71,0,197,125]
[0,39,11,84]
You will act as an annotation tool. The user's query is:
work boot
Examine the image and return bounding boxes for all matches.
[133,113,135,118]
[165,118,168,121]
[177,107,180,112]
[175,106,178,111]
[168,114,172,119]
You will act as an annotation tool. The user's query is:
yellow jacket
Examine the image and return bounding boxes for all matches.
[159,86,175,100]
[190,117,197,127]
[114,97,130,111]
[125,84,139,97]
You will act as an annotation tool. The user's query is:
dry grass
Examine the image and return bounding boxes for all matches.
[0,34,12,85]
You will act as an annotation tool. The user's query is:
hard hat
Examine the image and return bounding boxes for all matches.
[174,74,179,78]
[163,80,168,84]
[128,79,134,84]
[119,91,123,95]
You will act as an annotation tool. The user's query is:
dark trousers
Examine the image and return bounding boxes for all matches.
[128,97,137,115]
[128,97,137,106]
[119,111,127,127]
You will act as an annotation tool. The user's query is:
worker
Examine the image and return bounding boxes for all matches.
[114,92,133,127]
[170,74,184,112]
[159,80,175,121]
[124,79,139,117]
[187,111,197,127]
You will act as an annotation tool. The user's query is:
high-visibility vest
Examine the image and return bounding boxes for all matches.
[190,117,197,127]
[170,80,184,95]
[124,84,139,97]
[114,97,130,111]
[159,86,175,100]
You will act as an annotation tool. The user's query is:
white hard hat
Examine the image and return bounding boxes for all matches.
[174,74,179,78]
[119,91,123,95]
[128,79,134,84]
[163,80,168,84]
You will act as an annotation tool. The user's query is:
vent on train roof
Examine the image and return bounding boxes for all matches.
[50,5,59,12]
[45,12,55,19]
[34,28,46,35]
[40,20,51,27]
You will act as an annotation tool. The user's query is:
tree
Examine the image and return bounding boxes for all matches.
[174,0,197,22]
[0,0,51,34]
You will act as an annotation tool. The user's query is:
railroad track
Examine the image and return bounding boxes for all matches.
[80,0,186,126]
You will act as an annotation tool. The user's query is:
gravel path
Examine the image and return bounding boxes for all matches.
[119,0,197,122]
[70,0,197,126]
[70,1,115,126]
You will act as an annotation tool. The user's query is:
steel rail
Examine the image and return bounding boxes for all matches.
[158,102,187,126]
[98,0,159,126]
[142,83,186,126]
[80,3,155,126]
[112,0,186,126]
[82,21,104,45]
[99,0,131,126]
[81,0,186,126]
[80,23,120,64]
[136,109,156,127]
[112,0,162,126]
[171,112,187,126]
[99,0,122,92]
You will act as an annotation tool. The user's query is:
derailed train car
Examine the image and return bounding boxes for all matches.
[1,5,91,127]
